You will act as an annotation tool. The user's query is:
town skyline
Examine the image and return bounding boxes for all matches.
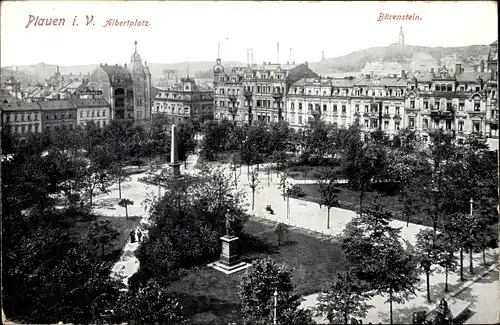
[1,1,498,67]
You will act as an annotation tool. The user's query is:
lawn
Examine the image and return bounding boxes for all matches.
[66,215,141,271]
[164,217,344,324]
[294,183,433,227]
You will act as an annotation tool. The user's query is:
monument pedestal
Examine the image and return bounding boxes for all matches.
[209,235,250,275]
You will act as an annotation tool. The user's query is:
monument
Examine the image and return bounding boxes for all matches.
[209,209,250,274]
[169,124,181,177]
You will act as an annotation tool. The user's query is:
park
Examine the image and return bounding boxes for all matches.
[2,116,499,324]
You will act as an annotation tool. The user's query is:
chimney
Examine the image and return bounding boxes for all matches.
[289,48,292,62]
[305,61,308,68]
[480,60,485,72]
[268,62,271,65]
[263,61,266,65]
[124,63,128,69]
[455,64,462,75]
[401,70,406,79]
[145,61,147,66]
[277,42,280,64]
[287,61,290,65]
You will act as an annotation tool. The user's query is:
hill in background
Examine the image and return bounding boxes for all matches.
[2,42,494,84]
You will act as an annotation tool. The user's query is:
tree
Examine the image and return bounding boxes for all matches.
[339,122,379,209]
[278,171,291,219]
[118,281,185,325]
[239,257,313,325]
[137,166,248,277]
[415,229,441,302]
[315,271,373,324]
[338,202,421,324]
[318,168,340,229]
[176,120,197,168]
[118,198,135,218]
[435,232,459,292]
[275,223,289,246]
[88,220,119,256]
[249,168,260,211]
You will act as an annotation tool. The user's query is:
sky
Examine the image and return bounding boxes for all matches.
[0,1,498,67]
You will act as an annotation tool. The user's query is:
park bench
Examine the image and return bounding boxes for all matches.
[412,298,472,324]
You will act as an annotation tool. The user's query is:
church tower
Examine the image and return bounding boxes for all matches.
[128,40,152,122]
[398,26,404,45]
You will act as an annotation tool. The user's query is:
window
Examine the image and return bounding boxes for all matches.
[446,120,452,130]
[333,105,338,112]
[384,120,389,130]
[308,90,312,95]
[61,113,65,120]
[308,103,313,111]
[365,105,369,112]
[80,111,84,118]
[341,105,346,113]
[68,113,72,119]
[384,106,389,114]
[459,101,464,111]
[21,114,25,121]
[355,104,359,112]
[447,84,452,92]
[422,135,428,142]
[409,118,415,128]
[27,114,31,121]
[323,104,327,111]
[458,138,464,145]
[396,106,400,114]
[103,110,106,117]
[97,111,100,117]
[14,114,18,121]
[410,100,415,108]
[423,119,429,129]
[35,113,39,121]
[53,114,57,120]
[92,111,95,117]
[395,121,400,130]
[291,103,295,110]
[435,102,440,110]
[473,121,480,132]
[35,124,39,132]
[446,102,452,111]
[298,116,303,124]
[87,111,90,117]
[298,103,303,110]
[474,100,480,111]
[423,101,428,109]
[364,120,369,128]
[21,125,25,133]
[46,114,50,120]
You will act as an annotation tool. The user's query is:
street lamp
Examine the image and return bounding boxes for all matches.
[273,289,278,325]
[470,197,473,216]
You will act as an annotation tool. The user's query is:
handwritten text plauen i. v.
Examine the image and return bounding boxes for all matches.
[25,15,151,28]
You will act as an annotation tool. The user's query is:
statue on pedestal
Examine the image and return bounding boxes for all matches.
[225,211,236,238]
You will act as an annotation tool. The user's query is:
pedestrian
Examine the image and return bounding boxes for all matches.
[137,228,143,242]
[130,230,136,243]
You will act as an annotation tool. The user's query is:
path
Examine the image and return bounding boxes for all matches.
[100,155,498,323]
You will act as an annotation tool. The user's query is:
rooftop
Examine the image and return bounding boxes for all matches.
[71,98,110,107]
[1,101,41,111]
[38,100,76,111]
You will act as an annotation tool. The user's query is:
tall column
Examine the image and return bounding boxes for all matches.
[170,124,181,177]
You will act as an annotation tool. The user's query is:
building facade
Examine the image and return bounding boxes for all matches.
[1,101,42,143]
[88,41,151,122]
[285,62,498,144]
[213,57,318,125]
[74,98,111,128]
[153,77,214,124]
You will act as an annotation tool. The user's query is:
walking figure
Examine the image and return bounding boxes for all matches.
[130,230,136,243]
[137,229,143,242]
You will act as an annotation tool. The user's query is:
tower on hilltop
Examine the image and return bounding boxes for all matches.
[398,26,404,45]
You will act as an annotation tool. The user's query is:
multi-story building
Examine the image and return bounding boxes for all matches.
[153,77,214,124]
[1,101,42,144]
[286,74,407,132]
[89,63,135,120]
[38,100,78,132]
[1,98,112,145]
[74,98,111,128]
[213,56,318,125]
[405,64,494,144]
[88,41,151,122]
